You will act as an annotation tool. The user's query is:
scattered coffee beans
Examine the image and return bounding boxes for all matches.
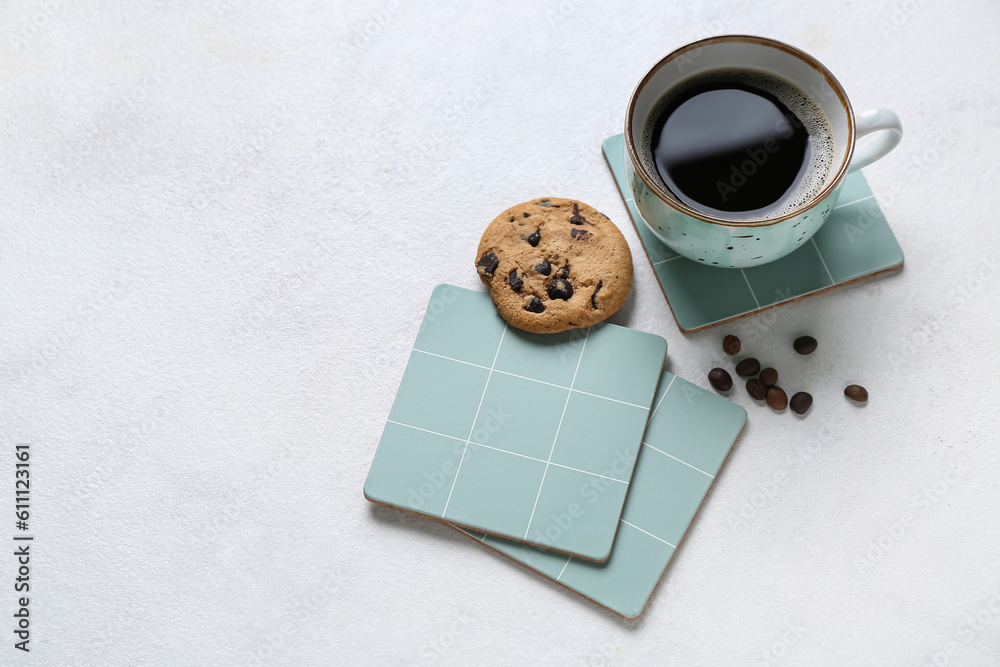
[844,384,868,402]
[708,368,733,392]
[793,335,817,355]
[790,391,813,414]
[712,334,864,418]
[723,335,741,356]
[745,378,766,401]
[766,386,788,411]
[735,358,761,377]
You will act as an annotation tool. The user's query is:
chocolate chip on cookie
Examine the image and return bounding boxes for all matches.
[524,296,545,313]
[476,252,499,277]
[591,282,602,309]
[508,269,523,292]
[474,198,633,333]
[547,278,573,300]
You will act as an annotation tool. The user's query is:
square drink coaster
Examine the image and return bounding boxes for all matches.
[455,370,747,619]
[363,284,667,562]
[602,133,904,333]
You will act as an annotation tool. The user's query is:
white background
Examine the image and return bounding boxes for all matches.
[2,1,999,665]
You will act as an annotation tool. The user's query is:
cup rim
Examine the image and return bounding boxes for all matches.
[625,34,856,228]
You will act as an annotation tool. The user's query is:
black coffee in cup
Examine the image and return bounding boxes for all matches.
[639,68,834,221]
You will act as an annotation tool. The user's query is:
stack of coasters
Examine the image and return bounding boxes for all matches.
[455,370,746,618]
[364,284,746,616]
[365,284,667,561]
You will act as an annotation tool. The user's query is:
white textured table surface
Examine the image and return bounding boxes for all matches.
[3,1,1000,665]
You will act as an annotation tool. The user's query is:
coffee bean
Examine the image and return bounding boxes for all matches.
[591,281,603,309]
[794,335,818,355]
[722,334,741,356]
[547,278,574,300]
[790,391,813,414]
[524,296,545,313]
[508,269,523,292]
[476,252,499,277]
[844,384,868,402]
[735,358,761,377]
[759,367,778,387]
[745,378,766,401]
[535,259,552,276]
[526,230,540,247]
[708,368,733,392]
[766,386,788,410]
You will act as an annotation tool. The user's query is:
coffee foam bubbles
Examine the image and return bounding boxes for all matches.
[639,68,835,221]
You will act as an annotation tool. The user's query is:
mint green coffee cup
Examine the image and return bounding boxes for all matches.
[624,35,902,268]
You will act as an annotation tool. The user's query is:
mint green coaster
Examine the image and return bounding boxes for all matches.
[364,284,667,562]
[602,133,904,333]
[456,371,747,618]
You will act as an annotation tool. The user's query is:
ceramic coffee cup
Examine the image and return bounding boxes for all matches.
[624,35,902,268]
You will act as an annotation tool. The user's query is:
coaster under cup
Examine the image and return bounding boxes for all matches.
[602,133,904,333]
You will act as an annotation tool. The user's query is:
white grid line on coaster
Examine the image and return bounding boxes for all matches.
[647,375,677,424]
[523,327,591,539]
[386,420,466,442]
[620,520,677,548]
[386,421,630,484]
[441,324,507,518]
[468,441,629,483]
[459,517,676,578]
[640,378,716,475]
[552,513,678,581]
[453,369,683,577]
[833,194,875,210]
[641,441,714,478]
[458,527,487,543]
[811,237,835,284]
[410,348,649,410]
[739,268,761,309]
[642,376,715,478]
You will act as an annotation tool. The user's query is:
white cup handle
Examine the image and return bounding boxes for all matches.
[848,108,903,173]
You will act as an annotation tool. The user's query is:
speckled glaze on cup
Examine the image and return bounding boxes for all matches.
[625,35,902,268]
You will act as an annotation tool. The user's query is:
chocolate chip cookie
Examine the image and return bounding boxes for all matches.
[475,198,633,333]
